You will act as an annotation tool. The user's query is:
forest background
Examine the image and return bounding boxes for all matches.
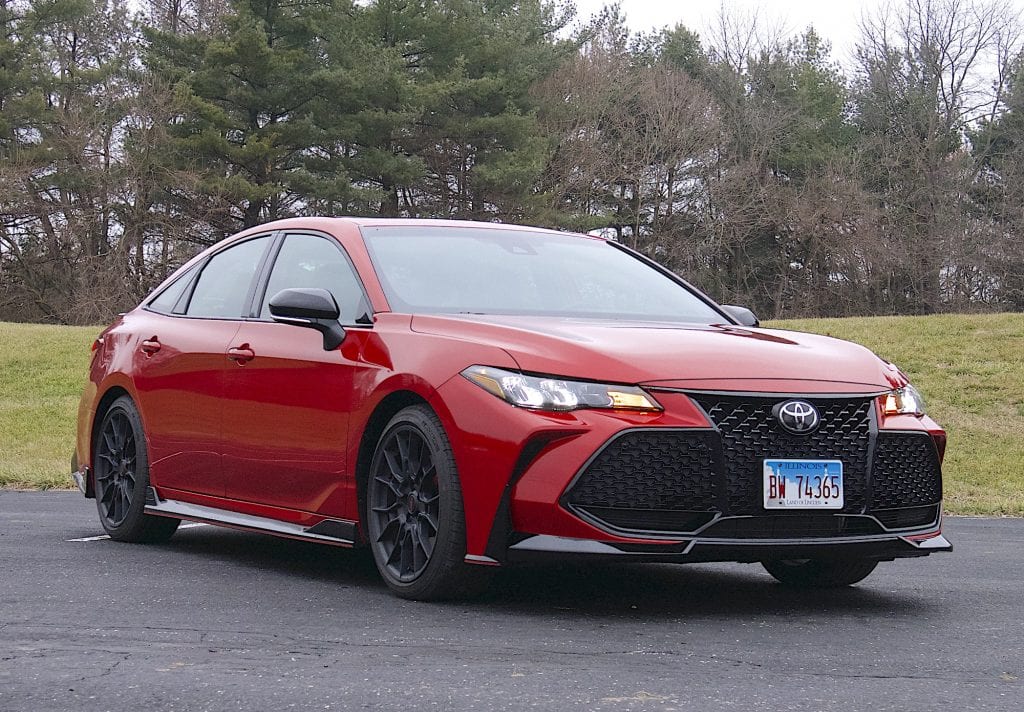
[2,0,1023,324]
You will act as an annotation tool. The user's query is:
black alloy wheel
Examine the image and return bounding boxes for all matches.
[93,396,179,542]
[370,422,441,582]
[365,405,490,600]
[95,407,138,527]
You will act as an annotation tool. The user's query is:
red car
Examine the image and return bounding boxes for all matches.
[73,218,951,599]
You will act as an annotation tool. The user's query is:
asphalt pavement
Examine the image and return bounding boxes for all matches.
[1,491,1021,712]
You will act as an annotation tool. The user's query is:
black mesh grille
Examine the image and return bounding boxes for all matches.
[565,430,717,517]
[560,398,943,538]
[576,507,717,533]
[873,505,940,529]
[871,433,942,508]
[693,395,873,515]
[701,515,883,539]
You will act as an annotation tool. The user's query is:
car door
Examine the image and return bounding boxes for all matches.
[220,231,374,516]
[133,234,274,497]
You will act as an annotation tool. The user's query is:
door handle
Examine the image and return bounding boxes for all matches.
[227,345,255,363]
[140,337,161,355]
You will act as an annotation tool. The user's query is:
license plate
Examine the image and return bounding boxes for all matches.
[763,459,844,509]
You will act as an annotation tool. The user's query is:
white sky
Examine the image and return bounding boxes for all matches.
[569,0,888,63]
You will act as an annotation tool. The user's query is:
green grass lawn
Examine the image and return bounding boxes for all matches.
[767,313,1024,516]
[0,322,98,490]
[1,315,1022,515]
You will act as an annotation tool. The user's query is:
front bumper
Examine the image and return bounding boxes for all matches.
[506,529,952,564]
[438,377,951,563]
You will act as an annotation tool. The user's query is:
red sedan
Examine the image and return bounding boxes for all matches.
[73,218,951,599]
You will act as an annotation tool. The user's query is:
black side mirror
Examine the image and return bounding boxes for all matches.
[721,304,760,328]
[269,288,346,350]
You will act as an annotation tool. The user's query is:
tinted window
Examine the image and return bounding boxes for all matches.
[362,227,722,323]
[147,264,198,314]
[260,233,370,323]
[186,236,271,318]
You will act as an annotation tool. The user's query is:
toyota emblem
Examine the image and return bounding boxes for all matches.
[774,400,820,434]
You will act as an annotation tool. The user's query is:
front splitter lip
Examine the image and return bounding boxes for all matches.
[565,504,944,543]
[506,531,952,564]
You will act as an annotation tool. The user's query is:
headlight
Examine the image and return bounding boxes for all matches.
[881,385,926,416]
[461,366,662,412]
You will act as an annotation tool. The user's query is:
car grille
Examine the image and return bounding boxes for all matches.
[872,504,940,529]
[695,395,872,516]
[576,507,718,533]
[565,430,718,533]
[871,433,943,508]
[700,515,883,539]
[561,394,943,537]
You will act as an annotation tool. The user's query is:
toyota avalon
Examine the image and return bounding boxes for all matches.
[73,218,951,599]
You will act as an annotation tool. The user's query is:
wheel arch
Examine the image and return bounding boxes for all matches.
[86,386,133,497]
[354,390,434,542]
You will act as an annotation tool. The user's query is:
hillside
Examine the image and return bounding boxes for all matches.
[770,313,1024,516]
[1,315,1021,514]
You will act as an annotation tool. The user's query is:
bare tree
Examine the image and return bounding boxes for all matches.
[854,0,1023,312]
[536,19,721,250]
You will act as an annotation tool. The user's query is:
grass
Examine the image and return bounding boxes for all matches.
[766,313,1024,516]
[1,314,1022,515]
[0,322,99,490]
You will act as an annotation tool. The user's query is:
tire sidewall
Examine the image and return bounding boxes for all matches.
[94,396,152,540]
[365,406,466,598]
[762,558,877,587]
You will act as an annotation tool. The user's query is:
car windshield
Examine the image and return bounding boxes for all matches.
[361,226,724,323]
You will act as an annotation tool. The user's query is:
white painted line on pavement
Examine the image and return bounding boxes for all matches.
[66,521,209,542]
[66,533,112,542]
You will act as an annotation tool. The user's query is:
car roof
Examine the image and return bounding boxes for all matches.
[238,216,606,241]
[338,217,583,233]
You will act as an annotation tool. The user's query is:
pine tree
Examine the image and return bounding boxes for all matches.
[1,0,143,322]
[145,0,359,233]
[350,0,572,219]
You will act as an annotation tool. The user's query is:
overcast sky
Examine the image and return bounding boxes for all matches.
[569,0,888,62]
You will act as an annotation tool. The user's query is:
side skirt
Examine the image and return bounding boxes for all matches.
[144,488,356,547]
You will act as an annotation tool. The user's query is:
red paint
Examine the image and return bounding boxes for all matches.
[76,218,946,558]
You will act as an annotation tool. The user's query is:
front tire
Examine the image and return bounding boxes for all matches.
[365,405,490,600]
[762,558,878,587]
[93,396,179,543]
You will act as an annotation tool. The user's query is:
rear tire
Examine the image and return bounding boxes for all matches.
[365,405,491,600]
[93,396,180,543]
[762,558,878,587]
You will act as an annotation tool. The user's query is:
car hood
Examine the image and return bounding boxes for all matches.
[410,314,904,393]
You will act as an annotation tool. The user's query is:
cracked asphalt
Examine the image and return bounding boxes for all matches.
[1,491,1022,712]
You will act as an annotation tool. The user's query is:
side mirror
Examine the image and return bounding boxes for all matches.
[269,288,346,350]
[721,304,760,328]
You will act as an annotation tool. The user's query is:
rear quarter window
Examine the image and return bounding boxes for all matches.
[147,264,199,314]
